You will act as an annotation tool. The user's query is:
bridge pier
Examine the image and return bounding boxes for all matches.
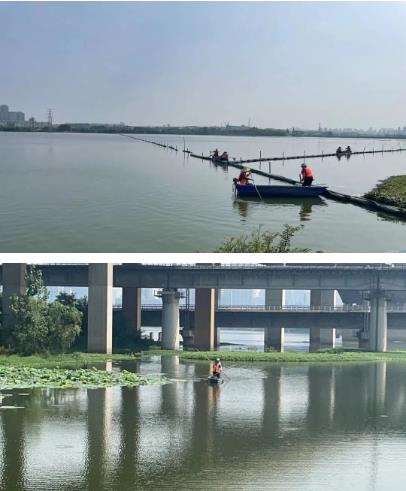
[264,289,285,352]
[158,288,182,350]
[310,290,336,351]
[194,288,216,350]
[1,264,26,331]
[214,289,220,347]
[368,291,388,352]
[122,287,141,335]
[88,264,113,354]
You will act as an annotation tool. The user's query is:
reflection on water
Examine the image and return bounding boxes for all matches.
[233,196,326,222]
[2,357,406,489]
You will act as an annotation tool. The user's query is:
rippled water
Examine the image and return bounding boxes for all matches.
[1,132,406,252]
[1,357,406,490]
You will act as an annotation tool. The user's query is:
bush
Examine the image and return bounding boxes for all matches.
[215,225,309,252]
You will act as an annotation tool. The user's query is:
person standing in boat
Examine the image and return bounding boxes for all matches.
[212,358,222,379]
[300,163,314,186]
[238,167,252,185]
[212,148,219,157]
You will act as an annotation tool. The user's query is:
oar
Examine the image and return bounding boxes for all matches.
[251,175,264,201]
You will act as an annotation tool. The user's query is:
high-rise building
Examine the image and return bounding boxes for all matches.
[0,104,9,123]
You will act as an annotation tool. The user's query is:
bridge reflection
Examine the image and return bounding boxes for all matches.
[1,357,406,489]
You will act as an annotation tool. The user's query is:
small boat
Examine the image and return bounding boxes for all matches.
[208,376,224,385]
[212,155,229,164]
[233,182,327,198]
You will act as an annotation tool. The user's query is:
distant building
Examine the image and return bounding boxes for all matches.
[0,104,25,126]
[0,104,9,123]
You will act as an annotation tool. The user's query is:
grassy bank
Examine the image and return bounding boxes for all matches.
[152,349,406,364]
[364,175,406,210]
[0,352,140,369]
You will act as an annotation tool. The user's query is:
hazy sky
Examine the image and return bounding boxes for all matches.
[1,1,406,128]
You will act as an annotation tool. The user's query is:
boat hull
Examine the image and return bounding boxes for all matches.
[235,183,327,198]
[208,376,223,385]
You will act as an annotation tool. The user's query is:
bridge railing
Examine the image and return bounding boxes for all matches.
[133,303,406,312]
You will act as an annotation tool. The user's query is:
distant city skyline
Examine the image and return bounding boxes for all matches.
[2,100,406,136]
[1,2,406,128]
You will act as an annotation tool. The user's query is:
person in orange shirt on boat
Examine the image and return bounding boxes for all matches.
[300,163,314,186]
[238,167,252,185]
[212,358,222,379]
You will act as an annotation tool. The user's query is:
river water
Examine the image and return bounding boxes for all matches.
[1,132,406,252]
[1,356,406,490]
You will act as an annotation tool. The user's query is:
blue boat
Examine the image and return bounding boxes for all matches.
[234,182,327,198]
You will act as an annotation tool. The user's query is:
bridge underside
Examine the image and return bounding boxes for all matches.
[2,263,406,353]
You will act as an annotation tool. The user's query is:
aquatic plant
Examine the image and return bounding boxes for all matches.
[0,365,166,390]
[154,349,406,364]
[364,175,406,210]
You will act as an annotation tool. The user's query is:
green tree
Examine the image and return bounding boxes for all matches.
[48,301,82,353]
[6,266,82,355]
[215,225,310,253]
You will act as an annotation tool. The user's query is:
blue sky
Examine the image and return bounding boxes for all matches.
[1,2,406,128]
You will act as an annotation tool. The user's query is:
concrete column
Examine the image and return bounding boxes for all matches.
[122,287,141,334]
[88,264,113,354]
[2,264,26,330]
[264,289,284,352]
[194,288,215,350]
[310,290,336,351]
[214,289,219,347]
[158,289,182,350]
[369,291,388,352]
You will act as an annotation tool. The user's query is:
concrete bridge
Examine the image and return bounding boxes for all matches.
[2,263,406,353]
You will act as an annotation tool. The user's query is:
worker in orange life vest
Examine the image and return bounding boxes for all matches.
[238,167,252,185]
[300,163,314,186]
[212,358,222,378]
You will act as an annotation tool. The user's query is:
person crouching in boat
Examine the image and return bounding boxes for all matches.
[221,151,229,161]
[238,167,252,185]
[300,163,314,186]
[212,358,222,379]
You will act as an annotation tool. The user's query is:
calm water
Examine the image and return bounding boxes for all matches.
[1,132,406,252]
[1,357,406,490]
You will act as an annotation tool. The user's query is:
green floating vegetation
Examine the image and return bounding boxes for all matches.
[0,352,140,369]
[0,365,165,390]
[364,175,406,210]
[153,349,406,364]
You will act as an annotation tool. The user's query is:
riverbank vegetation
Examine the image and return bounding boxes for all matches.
[215,225,310,252]
[154,349,406,364]
[0,352,139,369]
[364,175,406,210]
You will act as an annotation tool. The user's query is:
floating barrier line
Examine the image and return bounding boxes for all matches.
[119,133,178,152]
[190,153,406,219]
[192,147,406,165]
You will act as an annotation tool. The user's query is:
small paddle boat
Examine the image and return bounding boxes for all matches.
[233,180,327,198]
[208,376,224,385]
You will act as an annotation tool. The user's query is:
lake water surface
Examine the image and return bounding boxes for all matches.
[1,132,406,251]
[1,356,406,490]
